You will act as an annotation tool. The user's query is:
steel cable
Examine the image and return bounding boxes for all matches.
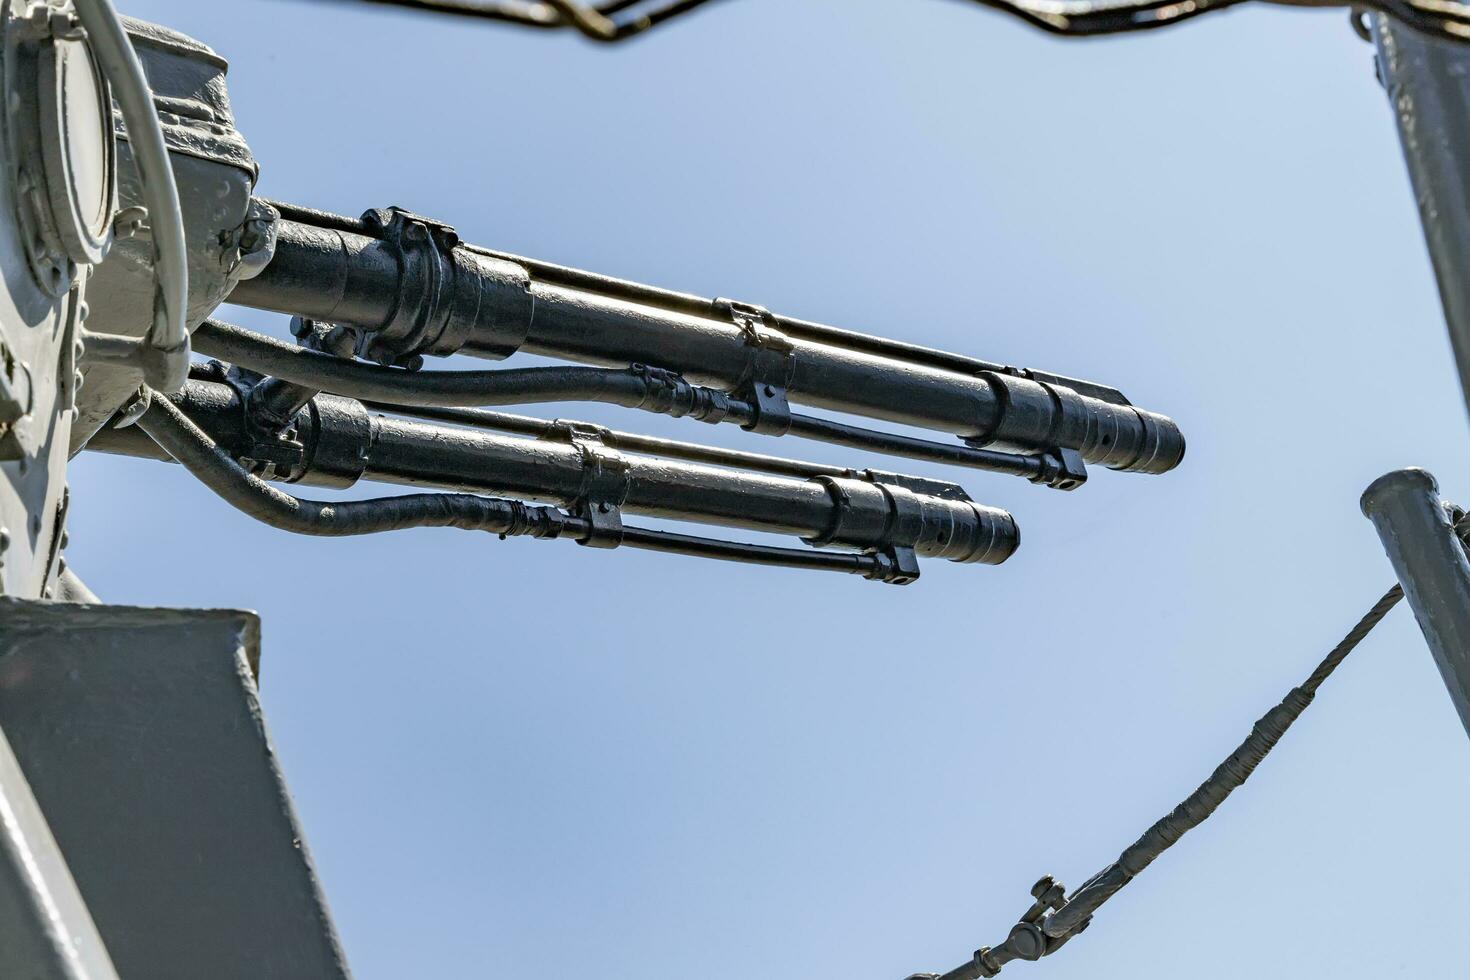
[915,579,1415,979]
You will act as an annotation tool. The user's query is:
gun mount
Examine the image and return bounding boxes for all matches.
[17,15,1186,589]
[0,3,1207,978]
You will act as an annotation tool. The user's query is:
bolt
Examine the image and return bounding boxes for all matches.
[1006,923,1047,962]
[49,10,84,40]
[112,206,148,240]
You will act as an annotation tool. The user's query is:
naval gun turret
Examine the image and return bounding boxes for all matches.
[59,17,1183,590]
[0,5,1186,978]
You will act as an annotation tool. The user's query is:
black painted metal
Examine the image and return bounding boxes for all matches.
[93,380,1020,576]
[196,319,1094,486]
[361,403,845,480]
[1374,17,1470,424]
[1361,467,1470,737]
[228,208,1184,476]
[192,319,745,422]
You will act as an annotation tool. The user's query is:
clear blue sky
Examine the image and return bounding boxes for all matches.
[69,2,1470,977]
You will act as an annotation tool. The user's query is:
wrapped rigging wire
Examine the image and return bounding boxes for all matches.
[906,575,1424,978]
[345,0,1470,45]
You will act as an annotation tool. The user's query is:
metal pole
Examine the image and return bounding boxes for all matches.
[1373,16,1470,420]
[1361,467,1470,738]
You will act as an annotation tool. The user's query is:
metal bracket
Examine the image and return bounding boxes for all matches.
[867,544,920,585]
[357,204,538,366]
[358,206,462,366]
[967,372,1090,489]
[220,197,278,281]
[541,419,630,548]
[219,365,308,482]
[240,316,356,439]
[1021,369,1129,407]
[980,876,1082,976]
[38,485,68,599]
[714,298,794,436]
[851,468,972,502]
[1031,447,1087,491]
[804,472,936,585]
[0,336,35,460]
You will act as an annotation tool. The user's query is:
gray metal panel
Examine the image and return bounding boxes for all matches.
[0,600,351,980]
[0,2,102,599]
[1361,467,1470,739]
[0,720,118,980]
[71,18,257,452]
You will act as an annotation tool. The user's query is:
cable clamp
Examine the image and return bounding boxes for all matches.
[541,419,629,549]
[714,298,794,436]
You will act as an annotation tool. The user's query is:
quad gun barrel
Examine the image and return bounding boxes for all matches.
[82,199,1187,582]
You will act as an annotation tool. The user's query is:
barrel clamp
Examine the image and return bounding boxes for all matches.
[714,298,794,436]
[971,372,1089,491]
[804,471,928,585]
[541,419,630,549]
[358,206,461,366]
[215,362,308,482]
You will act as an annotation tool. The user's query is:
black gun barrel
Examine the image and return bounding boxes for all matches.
[87,380,1019,569]
[227,204,1184,475]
